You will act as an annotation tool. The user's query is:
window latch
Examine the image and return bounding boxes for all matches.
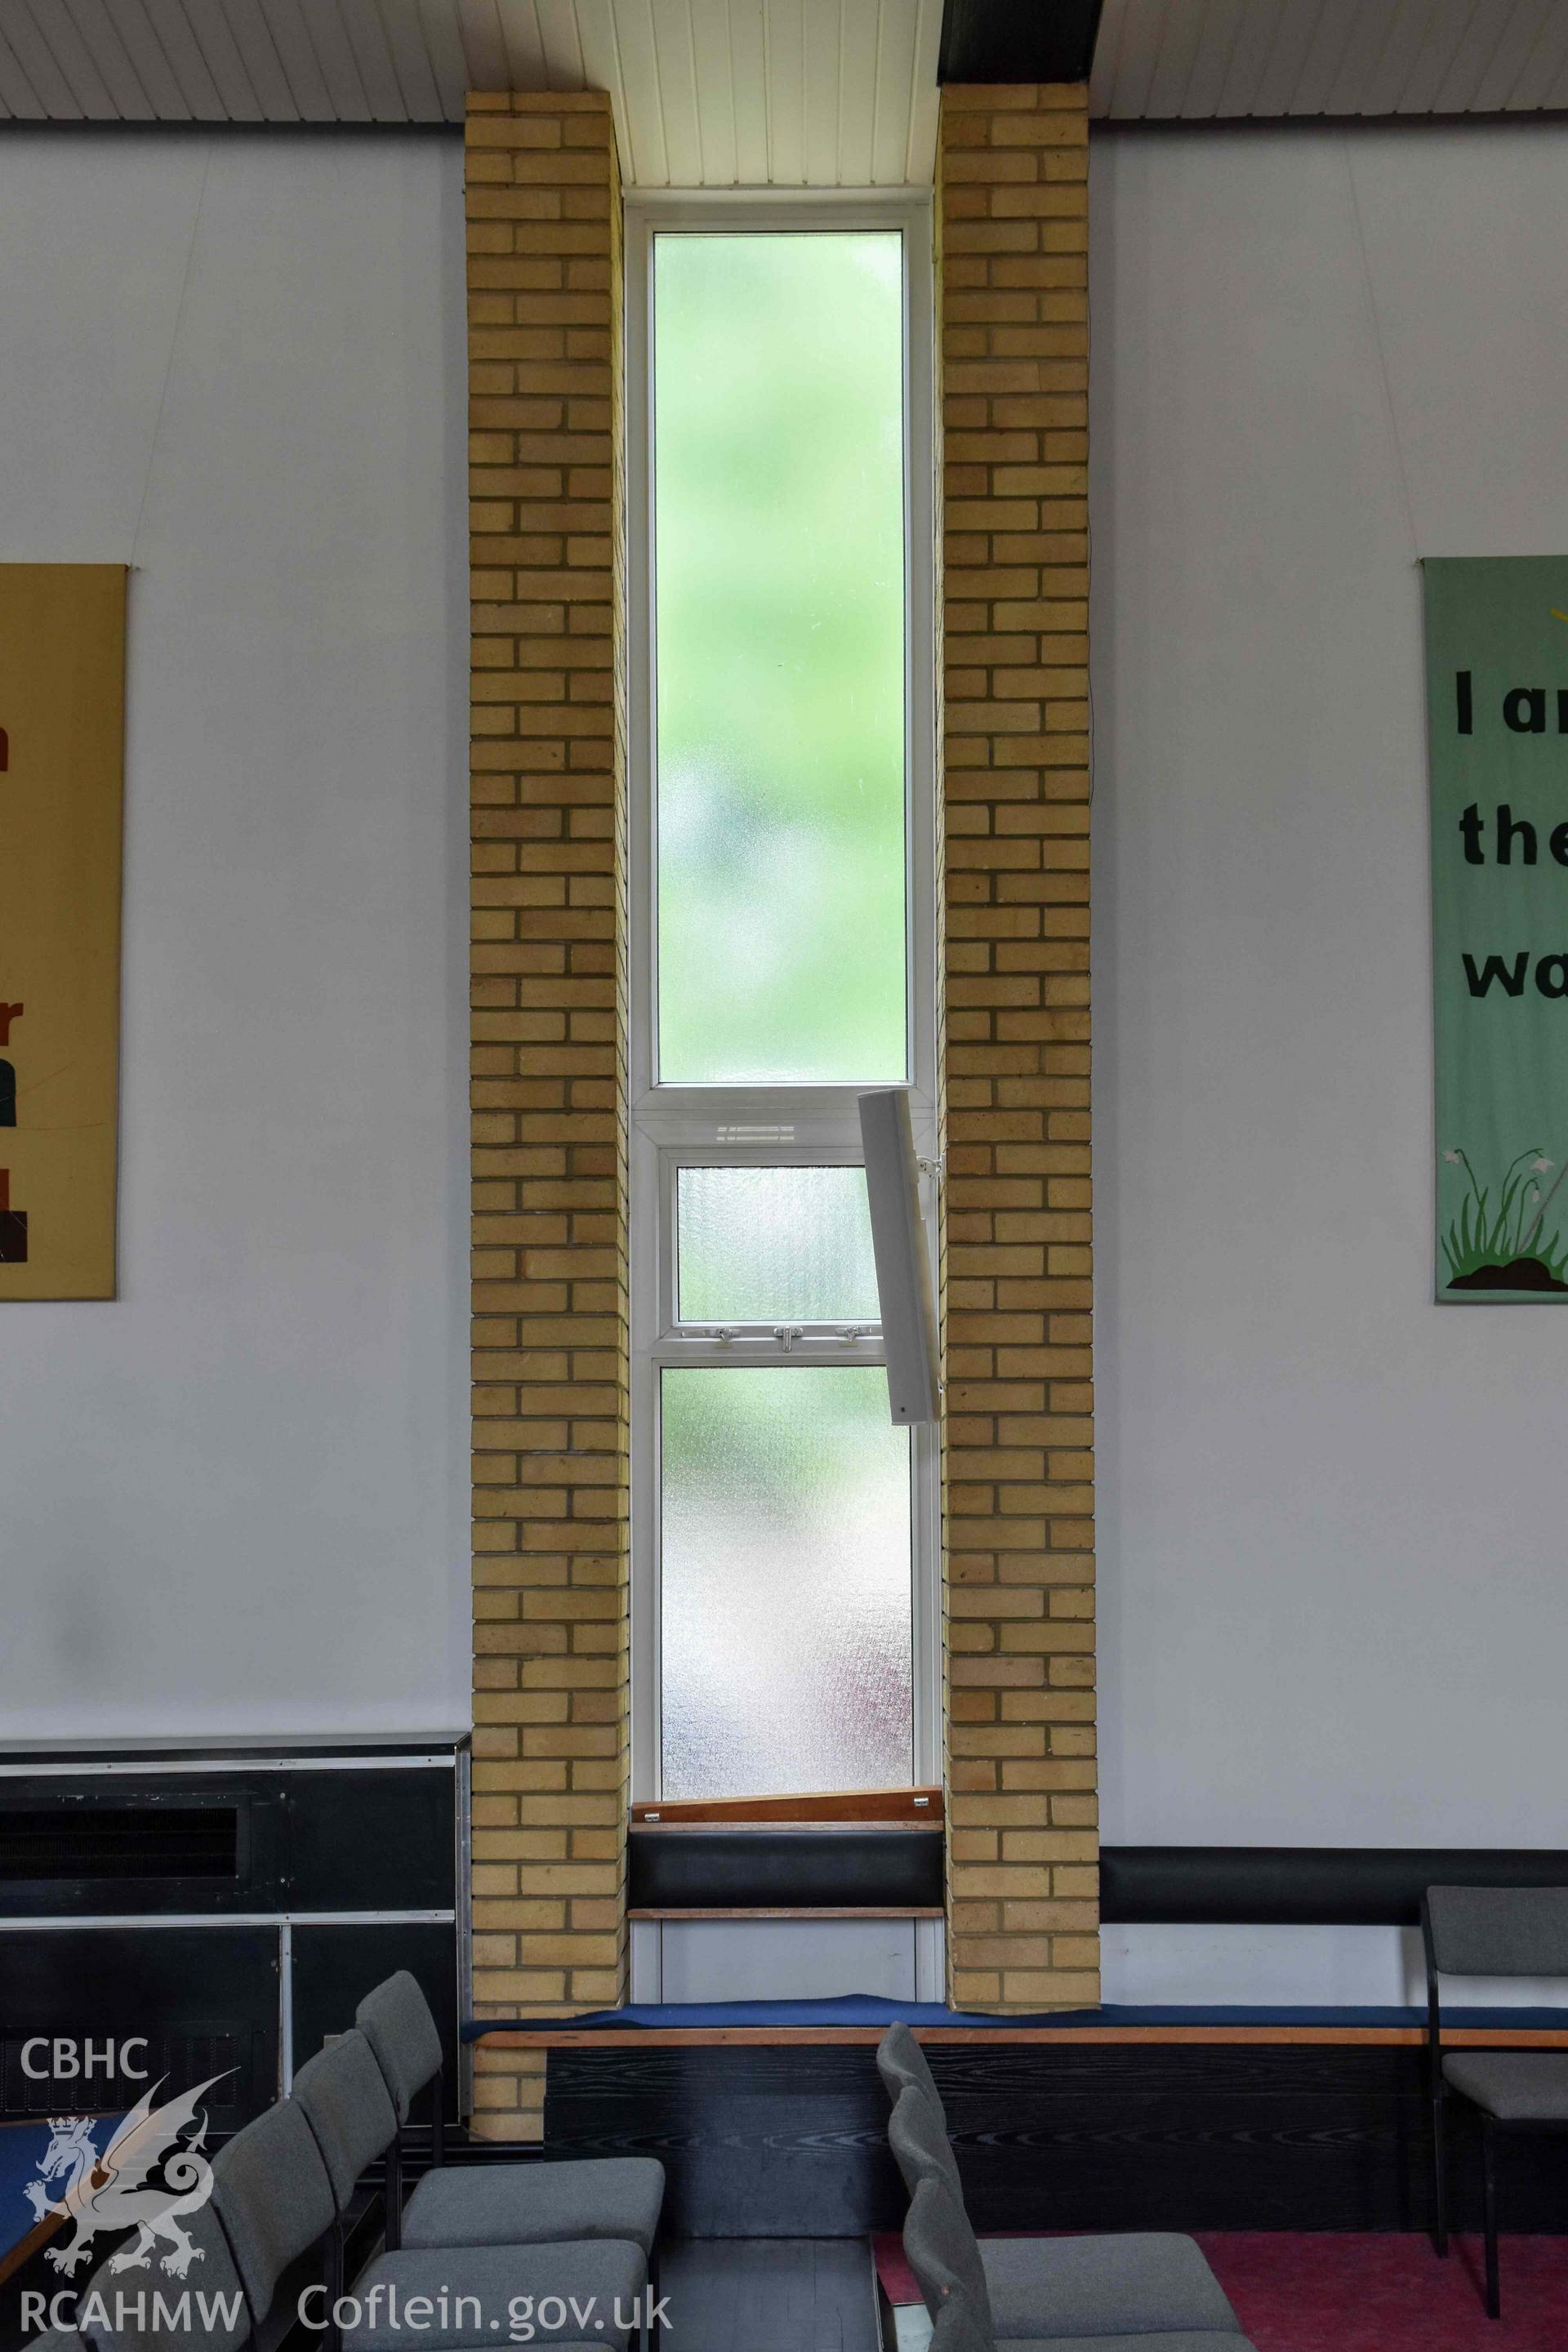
[839,1324,874,1343]
[773,1325,804,1353]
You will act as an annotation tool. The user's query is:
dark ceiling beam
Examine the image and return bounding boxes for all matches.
[938,0,1105,86]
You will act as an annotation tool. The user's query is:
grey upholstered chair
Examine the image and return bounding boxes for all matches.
[876,2018,949,2123]
[889,2086,1246,2342]
[356,1967,448,2231]
[78,2203,252,2352]
[291,2029,403,2221]
[294,2020,650,2352]
[902,2170,994,2328]
[210,2096,338,2332]
[1424,1883,1568,2316]
[888,2074,965,2203]
[928,2279,995,2352]
[286,2029,406,2331]
[357,1973,664,2261]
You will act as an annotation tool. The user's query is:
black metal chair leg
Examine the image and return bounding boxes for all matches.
[324,2216,345,2352]
[1432,2091,1449,2256]
[1481,2114,1499,2320]
[384,2128,403,2251]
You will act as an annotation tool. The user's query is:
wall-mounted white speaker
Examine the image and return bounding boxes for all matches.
[858,1087,941,1427]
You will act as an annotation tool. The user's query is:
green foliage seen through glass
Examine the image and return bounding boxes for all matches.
[654,232,907,1084]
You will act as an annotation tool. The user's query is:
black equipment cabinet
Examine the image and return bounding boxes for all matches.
[0,1743,468,2132]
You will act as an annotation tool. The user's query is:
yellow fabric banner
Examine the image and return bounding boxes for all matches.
[0,565,126,1299]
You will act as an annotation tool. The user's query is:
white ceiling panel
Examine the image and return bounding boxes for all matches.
[336,0,408,119]
[175,0,266,118]
[3,0,1566,158]
[725,0,770,180]
[415,0,470,114]
[688,0,738,182]
[1142,0,1210,118]
[65,0,163,116]
[214,0,300,119]
[98,0,194,117]
[869,0,917,180]
[137,0,228,116]
[250,0,334,121]
[765,0,808,184]
[1352,0,1437,117]
[17,0,117,112]
[1171,0,1253,117]
[802,0,840,186]
[651,0,704,185]
[0,22,47,115]
[1501,0,1568,108]
[1094,0,1568,118]
[376,0,447,119]
[904,0,941,180]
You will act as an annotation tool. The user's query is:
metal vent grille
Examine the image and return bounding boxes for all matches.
[0,1807,240,1882]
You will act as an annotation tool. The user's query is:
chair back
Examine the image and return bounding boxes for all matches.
[210,2096,336,2323]
[357,1971,444,2123]
[1426,1886,1568,1979]
[78,2203,250,2352]
[889,2079,964,2205]
[289,2029,399,2214]
[877,2020,947,2123]
[902,2172,991,2328]
[930,2283,996,2352]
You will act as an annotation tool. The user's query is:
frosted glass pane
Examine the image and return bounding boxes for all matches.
[653,231,907,1085]
[677,1165,880,1324]
[661,1369,912,1799]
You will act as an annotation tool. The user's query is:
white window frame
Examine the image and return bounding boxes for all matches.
[624,193,941,1842]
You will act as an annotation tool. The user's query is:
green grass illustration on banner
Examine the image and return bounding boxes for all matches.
[1425,556,1568,1301]
[1440,1144,1568,1292]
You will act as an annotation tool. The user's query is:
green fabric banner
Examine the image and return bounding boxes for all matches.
[1428,555,1568,1300]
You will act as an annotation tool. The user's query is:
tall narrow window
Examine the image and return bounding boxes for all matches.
[653,233,907,1086]
[630,206,936,1812]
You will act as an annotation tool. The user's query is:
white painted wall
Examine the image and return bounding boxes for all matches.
[0,132,470,1744]
[1091,122,1568,2002]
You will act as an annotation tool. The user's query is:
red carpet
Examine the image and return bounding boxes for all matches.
[872,2231,1568,2348]
[1197,2234,1568,2351]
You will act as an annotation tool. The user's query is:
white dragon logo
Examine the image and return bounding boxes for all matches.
[22,2073,232,2278]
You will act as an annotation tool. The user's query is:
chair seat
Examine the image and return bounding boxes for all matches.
[1444,2051,1568,2123]
[344,2239,646,2351]
[402,2157,665,2254]
[981,2232,1243,2341]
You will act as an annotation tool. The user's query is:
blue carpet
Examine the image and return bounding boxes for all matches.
[0,2114,122,2263]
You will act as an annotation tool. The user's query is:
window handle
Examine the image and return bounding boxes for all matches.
[773,1325,804,1352]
